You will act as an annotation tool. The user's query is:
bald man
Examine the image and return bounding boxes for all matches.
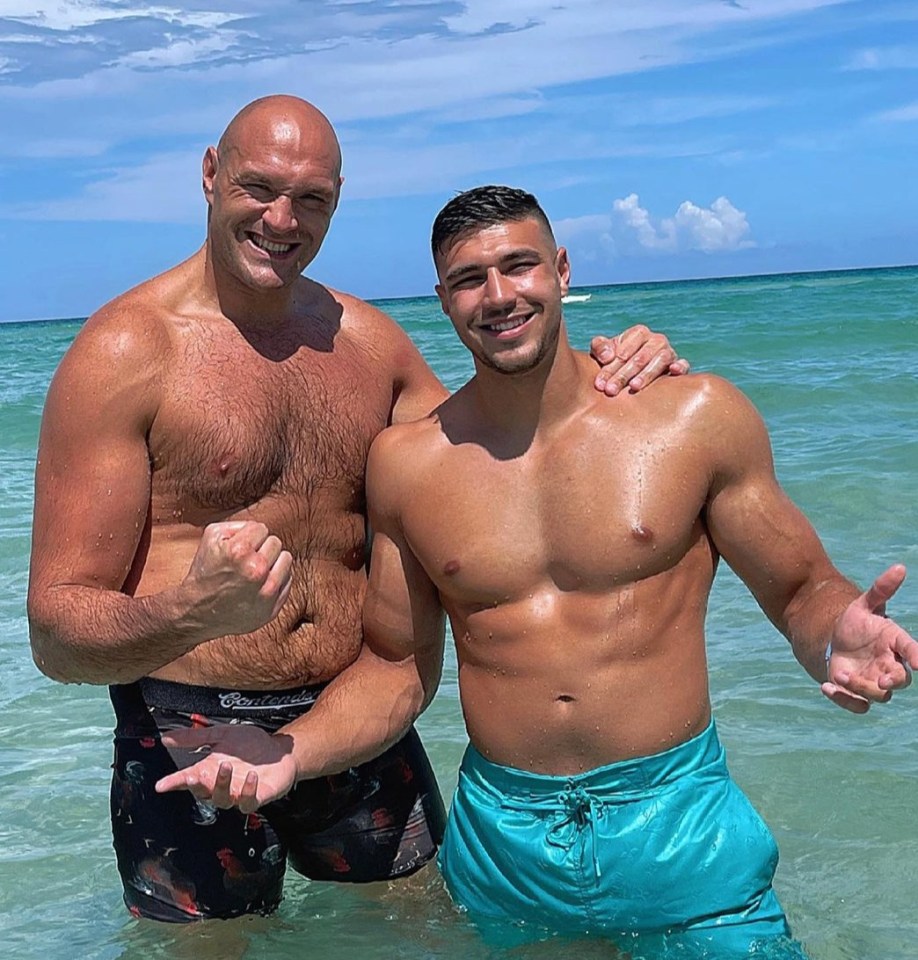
[27,96,684,922]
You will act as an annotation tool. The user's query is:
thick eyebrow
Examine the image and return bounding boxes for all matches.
[444,247,543,283]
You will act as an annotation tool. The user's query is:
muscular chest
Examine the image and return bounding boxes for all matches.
[401,430,711,602]
[150,337,392,520]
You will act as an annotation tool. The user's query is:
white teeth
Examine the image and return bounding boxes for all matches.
[487,317,527,332]
[250,235,294,254]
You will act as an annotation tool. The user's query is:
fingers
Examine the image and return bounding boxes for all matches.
[155,758,263,811]
[612,324,652,358]
[262,546,294,598]
[862,564,907,614]
[820,681,871,714]
[590,327,684,395]
[270,573,294,619]
[892,632,918,671]
[669,358,691,376]
[155,769,195,794]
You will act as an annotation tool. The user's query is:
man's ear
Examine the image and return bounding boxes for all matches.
[434,282,449,316]
[202,146,218,205]
[556,246,571,297]
[332,175,345,213]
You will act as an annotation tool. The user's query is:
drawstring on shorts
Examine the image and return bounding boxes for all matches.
[503,782,606,882]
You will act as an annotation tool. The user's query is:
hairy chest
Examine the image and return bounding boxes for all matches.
[149,338,392,523]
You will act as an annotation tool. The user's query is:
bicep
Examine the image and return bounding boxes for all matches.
[363,527,445,663]
[705,391,835,622]
[363,437,445,677]
[30,336,158,598]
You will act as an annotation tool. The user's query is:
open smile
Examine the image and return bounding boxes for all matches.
[247,233,300,258]
[479,314,533,338]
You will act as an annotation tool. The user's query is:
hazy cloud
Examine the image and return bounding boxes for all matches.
[845,45,918,70]
[872,101,918,123]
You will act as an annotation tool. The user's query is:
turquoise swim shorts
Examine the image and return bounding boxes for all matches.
[439,720,805,957]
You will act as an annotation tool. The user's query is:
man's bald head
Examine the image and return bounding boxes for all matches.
[216,95,342,177]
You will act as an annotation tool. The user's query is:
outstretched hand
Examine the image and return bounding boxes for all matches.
[822,564,917,713]
[590,324,690,396]
[155,722,298,813]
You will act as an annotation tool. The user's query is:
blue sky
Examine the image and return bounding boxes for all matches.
[1,0,916,322]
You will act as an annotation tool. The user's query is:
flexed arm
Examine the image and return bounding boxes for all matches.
[155,427,446,810]
[27,311,292,684]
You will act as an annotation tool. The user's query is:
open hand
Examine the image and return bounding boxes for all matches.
[822,564,917,713]
[590,324,690,396]
[155,722,298,813]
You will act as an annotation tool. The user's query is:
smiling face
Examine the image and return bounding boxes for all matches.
[435,216,571,375]
[203,98,342,293]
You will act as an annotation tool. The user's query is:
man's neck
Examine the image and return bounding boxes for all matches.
[201,246,301,330]
[469,324,593,437]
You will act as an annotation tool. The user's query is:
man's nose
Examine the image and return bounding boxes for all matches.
[262,195,297,233]
[483,268,513,307]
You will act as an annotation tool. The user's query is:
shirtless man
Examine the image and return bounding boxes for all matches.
[159,185,916,954]
[27,98,682,923]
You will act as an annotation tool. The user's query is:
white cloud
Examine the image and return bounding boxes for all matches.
[557,193,755,256]
[669,196,753,252]
[0,0,850,113]
[0,3,242,32]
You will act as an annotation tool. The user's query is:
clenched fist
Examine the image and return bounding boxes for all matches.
[183,521,293,638]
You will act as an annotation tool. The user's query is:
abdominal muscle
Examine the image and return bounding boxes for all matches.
[452,580,714,776]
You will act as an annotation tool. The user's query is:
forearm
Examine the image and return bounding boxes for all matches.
[780,573,862,681]
[28,582,215,685]
[277,650,429,781]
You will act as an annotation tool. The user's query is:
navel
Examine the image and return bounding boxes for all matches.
[341,544,367,570]
[556,694,576,703]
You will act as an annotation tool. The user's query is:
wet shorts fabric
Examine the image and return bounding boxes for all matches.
[109,677,446,922]
[439,721,804,957]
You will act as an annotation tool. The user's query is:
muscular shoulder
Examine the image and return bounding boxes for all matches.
[326,287,413,355]
[621,370,760,426]
[366,415,444,518]
[657,372,772,477]
[48,266,188,428]
[326,285,446,424]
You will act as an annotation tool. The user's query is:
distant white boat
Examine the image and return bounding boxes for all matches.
[561,293,592,304]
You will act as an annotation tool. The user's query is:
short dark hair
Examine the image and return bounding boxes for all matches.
[431,185,554,259]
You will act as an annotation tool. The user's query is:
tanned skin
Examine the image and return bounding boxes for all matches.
[28,99,683,792]
[158,210,915,810]
[28,97,448,691]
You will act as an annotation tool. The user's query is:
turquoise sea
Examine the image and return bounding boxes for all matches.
[1,266,916,959]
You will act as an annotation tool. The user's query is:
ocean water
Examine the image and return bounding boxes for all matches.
[1,266,916,960]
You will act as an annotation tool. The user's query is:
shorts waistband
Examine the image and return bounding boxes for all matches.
[461,719,723,799]
[115,676,327,720]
